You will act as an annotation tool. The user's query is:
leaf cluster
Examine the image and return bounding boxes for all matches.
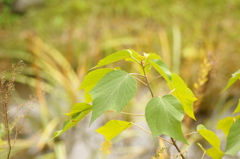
[53,50,240,159]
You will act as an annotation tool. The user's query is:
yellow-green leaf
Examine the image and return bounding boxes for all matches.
[216,116,240,136]
[53,103,92,139]
[221,69,240,93]
[206,147,224,159]
[168,74,197,120]
[63,103,91,116]
[216,117,234,136]
[95,120,133,141]
[93,49,139,69]
[197,143,224,159]
[79,68,114,103]
[150,59,172,82]
[197,124,221,149]
[233,99,240,114]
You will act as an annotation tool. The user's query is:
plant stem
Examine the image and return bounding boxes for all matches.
[132,77,148,86]
[141,63,154,98]
[130,56,141,65]
[168,89,176,94]
[129,73,144,76]
[171,138,185,159]
[108,110,145,116]
[2,99,12,159]
[130,122,173,145]
[149,75,162,84]
[141,61,185,159]
[201,151,206,159]
[184,131,198,136]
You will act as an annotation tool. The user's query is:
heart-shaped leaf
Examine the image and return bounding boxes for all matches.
[145,95,187,144]
[89,70,137,124]
[79,68,114,103]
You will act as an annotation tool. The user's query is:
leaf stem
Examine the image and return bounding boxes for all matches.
[184,131,198,136]
[149,75,162,84]
[130,122,173,145]
[132,77,148,86]
[130,56,141,65]
[201,151,206,159]
[129,73,144,77]
[141,63,154,98]
[108,110,145,116]
[168,89,176,95]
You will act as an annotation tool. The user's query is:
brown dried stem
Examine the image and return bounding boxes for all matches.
[0,61,42,159]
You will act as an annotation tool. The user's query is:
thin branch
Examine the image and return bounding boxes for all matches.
[130,122,173,145]
[170,138,185,159]
[141,65,154,98]
[143,63,150,68]
[132,77,148,86]
[11,120,20,148]
[2,99,12,159]
[129,73,144,77]
[108,110,145,116]
[201,151,206,159]
[130,56,141,65]
[168,89,176,95]
[149,75,162,84]
[8,98,37,121]
[184,132,198,136]
[0,112,5,117]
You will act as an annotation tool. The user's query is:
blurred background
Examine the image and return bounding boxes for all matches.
[0,0,240,158]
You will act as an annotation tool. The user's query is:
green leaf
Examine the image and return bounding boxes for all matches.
[168,73,197,120]
[53,103,92,139]
[93,49,139,69]
[225,118,240,156]
[197,143,224,159]
[95,120,133,141]
[145,95,188,144]
[221,69,240,93]
[197,124,221,149]
[79,68,114,103]
[89,70,137,124]
[63,103,91,116]
[144,52,161,60]
[233,99,240,114]
[216,117,234,136]
[197,124,207,131]
[149,59,172,82]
